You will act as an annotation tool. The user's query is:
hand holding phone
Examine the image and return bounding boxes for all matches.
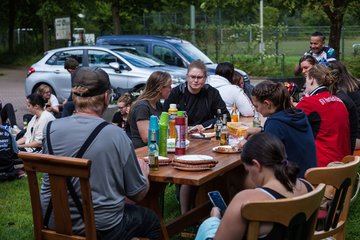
[208,191,227,216]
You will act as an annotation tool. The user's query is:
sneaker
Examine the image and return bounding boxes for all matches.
[16,170,27,179]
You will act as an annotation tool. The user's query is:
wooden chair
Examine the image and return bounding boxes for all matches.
[242,183,326,240]
[305,156,360,240]
[19,151,97,240]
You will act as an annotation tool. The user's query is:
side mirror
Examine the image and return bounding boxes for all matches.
[109,62,120,72]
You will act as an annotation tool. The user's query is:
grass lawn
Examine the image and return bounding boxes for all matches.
[1,175,360,239]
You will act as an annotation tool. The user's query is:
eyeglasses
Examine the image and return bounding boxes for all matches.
[188,75,205,80]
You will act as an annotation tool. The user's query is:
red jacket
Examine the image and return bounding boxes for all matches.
[297,88,351,167]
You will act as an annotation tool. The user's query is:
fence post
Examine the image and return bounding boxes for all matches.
[341,26,345,61]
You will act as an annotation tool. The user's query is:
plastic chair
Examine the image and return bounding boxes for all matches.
[19,151,97,240]
[242,183,326,240]
[305,156,360,240]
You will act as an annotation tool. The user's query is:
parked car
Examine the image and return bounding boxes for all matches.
[96,35,251,82]
[25,46,187,101]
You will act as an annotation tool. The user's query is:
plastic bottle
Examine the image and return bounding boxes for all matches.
[230,104,239,122]
[168,104,178,138]
[158,112,169,157]
[177,111,188,140]
[148,115,159,146]
[220,114,229,146]
[253,111,261,128]
[148,129,159,171]
[175,116,186,156]
[215,109,223,140]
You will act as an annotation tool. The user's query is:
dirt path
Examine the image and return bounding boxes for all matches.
[0,66,29,127]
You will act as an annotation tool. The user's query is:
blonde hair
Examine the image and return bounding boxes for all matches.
[36,84,51,95]
[117,92,132,106]
[308,64,334,87]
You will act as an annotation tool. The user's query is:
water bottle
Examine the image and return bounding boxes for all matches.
[148,115,159,146]
[158,112,168,157]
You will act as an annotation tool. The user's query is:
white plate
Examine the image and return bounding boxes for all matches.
[175,154,213,162]
[212,145,241,154]
[143,156,170,161]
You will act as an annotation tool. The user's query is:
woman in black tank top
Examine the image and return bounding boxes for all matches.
[195,132,314,240]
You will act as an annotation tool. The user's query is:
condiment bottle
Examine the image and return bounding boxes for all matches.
[168,104,178,138]
[220,114,229,146]
[230,104,239,122]
[159,112,168,157]
[148,129,159,171]
[175,116,186,156]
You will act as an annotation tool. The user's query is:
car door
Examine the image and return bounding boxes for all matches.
[45,49,84,100]
[87,49,131,89]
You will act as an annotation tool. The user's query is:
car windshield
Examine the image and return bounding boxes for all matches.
[114,49,165,68]
[174,42,213,64]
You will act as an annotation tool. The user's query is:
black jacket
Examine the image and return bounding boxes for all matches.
[163,83,230,127]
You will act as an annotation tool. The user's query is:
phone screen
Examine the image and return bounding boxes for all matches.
[208,191,227,216]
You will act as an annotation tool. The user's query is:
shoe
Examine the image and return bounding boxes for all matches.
[16,170,27,179]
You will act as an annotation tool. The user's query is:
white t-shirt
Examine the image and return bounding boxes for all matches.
[24,111,55,152]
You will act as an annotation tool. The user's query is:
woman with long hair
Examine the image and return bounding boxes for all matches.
[296,64,351,166]
[196,132,313,240]
[244,80,316,177]
[129,71,172,148]
[329,61,360,152]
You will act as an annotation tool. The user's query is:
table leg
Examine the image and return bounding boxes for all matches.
[140,182,169,240]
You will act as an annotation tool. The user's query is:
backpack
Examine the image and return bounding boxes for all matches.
[0,125,18,181]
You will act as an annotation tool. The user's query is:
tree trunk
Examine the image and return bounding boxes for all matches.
[42,18,49,51]
[112,0,121,35]
[7,0,15,53]
[322,0,350,59]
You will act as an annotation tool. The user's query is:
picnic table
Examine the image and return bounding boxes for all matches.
[136,132,246,239]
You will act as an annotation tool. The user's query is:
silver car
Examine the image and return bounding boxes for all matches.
[25,46,187,100]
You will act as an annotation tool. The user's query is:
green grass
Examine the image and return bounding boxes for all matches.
[1,177,360,239]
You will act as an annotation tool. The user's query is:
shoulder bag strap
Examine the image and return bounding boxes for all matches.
[43,121,109,228]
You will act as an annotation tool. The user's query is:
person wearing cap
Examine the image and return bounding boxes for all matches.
[40,67,160,239]
[129,71,173,149]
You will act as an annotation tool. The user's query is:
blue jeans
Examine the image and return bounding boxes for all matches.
[97,204,160,240]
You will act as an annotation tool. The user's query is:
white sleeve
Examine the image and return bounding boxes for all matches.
[234,88,254,116]
[50,95,59,107]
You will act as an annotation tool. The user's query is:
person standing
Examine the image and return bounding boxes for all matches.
[61,57,79,117]
[294,31,336,75]
[40,67,160,239]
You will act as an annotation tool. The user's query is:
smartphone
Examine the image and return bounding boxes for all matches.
[208,191,227,216]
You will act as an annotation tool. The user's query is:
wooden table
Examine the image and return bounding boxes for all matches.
[136,138,244,239]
